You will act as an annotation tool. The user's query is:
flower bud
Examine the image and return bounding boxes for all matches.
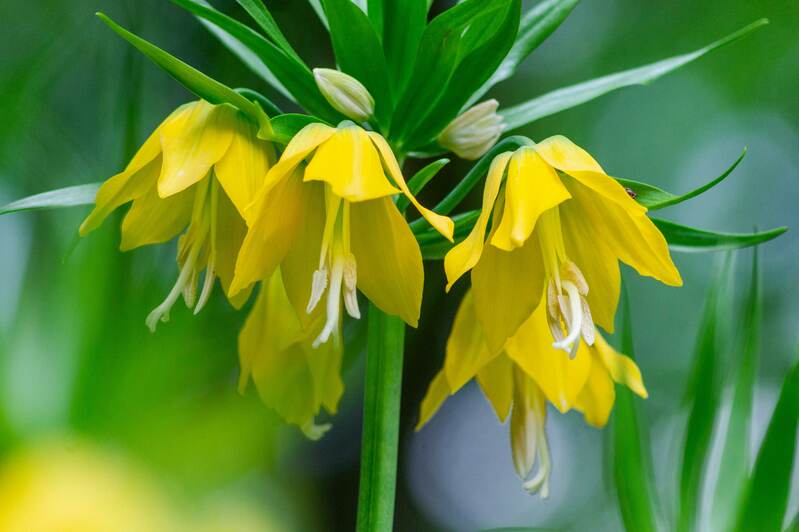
[313,68,375,122]
[438,99,503,160]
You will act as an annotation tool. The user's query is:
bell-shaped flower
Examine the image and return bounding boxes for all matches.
[417,290,648,495]
[444,135,682,354]
[238,269,343,440]
[230,123,454,346]
[80,100,274,330]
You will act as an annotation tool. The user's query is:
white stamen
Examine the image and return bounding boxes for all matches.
[307,267,328,313]
[522,428,551,498]
[313,257,344,348]
[552,280,583,355]
[146,245,201,332]
[194,257,216,315]
[580,295,596,346]
[343,253,360,319]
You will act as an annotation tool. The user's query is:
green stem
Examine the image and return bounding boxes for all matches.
[356,303,405,532]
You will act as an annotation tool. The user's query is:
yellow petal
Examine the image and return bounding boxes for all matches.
[472,229,545,354]
[305,333,344,415]
[305,126,398,202]
[562,176,682,287]
[212,186,251,309]
[593,334,648,398]
[443,291,494,391]
[281,183,326,326]
[229,168,308,296]
[350,197,424,326]
[505,304,591,413]
[238,274,316,428]
[214,111,274,218]
[443,152,512,290]
[510,366,547,479]
[415,369,451,431]
[158,101,236,198]
[491,148,570,251]
[79,156,161,237]
[368,131,454,241]
[119,169,194,251]
[559,205,620,332]
[574,355,616,428]
[476,354,514,423]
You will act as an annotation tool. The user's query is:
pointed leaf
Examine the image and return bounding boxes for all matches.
[654,218,787,253]
[235,0,304,64]
[397,158,451,213]
[711,247,760,531]
[169,0,341,123]
[469,0,579,105]
[266,114,330,145]
[96,12,272,136]
[611,288,658,532]
[733,359,799,532]
[322,0,393,127]
[678,255,733,532]
[617,148,746,210]
[369,0,426,90]
[307,0,329,30]
[0,183,99,215]
[500,20,768,131]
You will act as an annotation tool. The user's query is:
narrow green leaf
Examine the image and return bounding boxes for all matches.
[416,210,480,259]
[618,148,746,210]
[611,288,658,532]
[408,135,532,234]
[653,218,787,253]
[733,359,799,532]
[408,0,521,149]
[307,0,329,30]
[169,0,341,123]
[96,12,272,137]
[391,0,511,143]
[678,255,733,532]
[235,0,304,64]
[265,114,329,145]
[373,0,427,90]
[323,0,393,128]
[397,158,450,213]
[469,0,579,105]
[235,87,282,116]
[0,183,99,215]
[199,15,295,102]
[500,19,769,131]
[711,247,760,531]
[356,305,405,531]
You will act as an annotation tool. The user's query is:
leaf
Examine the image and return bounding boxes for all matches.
[653,218,787,253]
[390,0,511,144]
[408,135,532,234]
[169,0,341,123]
[322,0,393,127]
[416,210,480,259]
[96,12,272,137]
[733,359,799,532]
[611,288,658,532]
[408,0,521,148]
[235,87,282,116]
[234,0,304,64]
[618,148,746,210]
[711,247,760,531]
[469,0,579,105]
[500,19,769,131]
[307,0,329,30]
[677,254,733,532]
[370,0,427,91]
[0,183,99,215]
[396,158,450,213]
[265,114,329,145]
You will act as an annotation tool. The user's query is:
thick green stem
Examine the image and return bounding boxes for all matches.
[356,303,405,532]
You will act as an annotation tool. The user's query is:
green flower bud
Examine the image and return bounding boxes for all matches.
[313,68,375,122]
[438,99,503,160]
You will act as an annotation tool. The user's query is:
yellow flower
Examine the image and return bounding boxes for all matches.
[417,290,648,495]
[444,135,682,354]
[230,122,454,346]
[80,100,275,330]
[238,269,343,440]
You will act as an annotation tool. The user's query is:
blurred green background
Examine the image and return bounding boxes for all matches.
[0,0,796,530]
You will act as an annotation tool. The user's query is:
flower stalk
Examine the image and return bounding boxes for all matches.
[356,303,405,532]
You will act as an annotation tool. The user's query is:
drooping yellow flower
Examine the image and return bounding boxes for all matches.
[80,100,274,330]
[444,135,682,355]
[230,122,454,346]
[417,290,647,495]
[238,269,343,439]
